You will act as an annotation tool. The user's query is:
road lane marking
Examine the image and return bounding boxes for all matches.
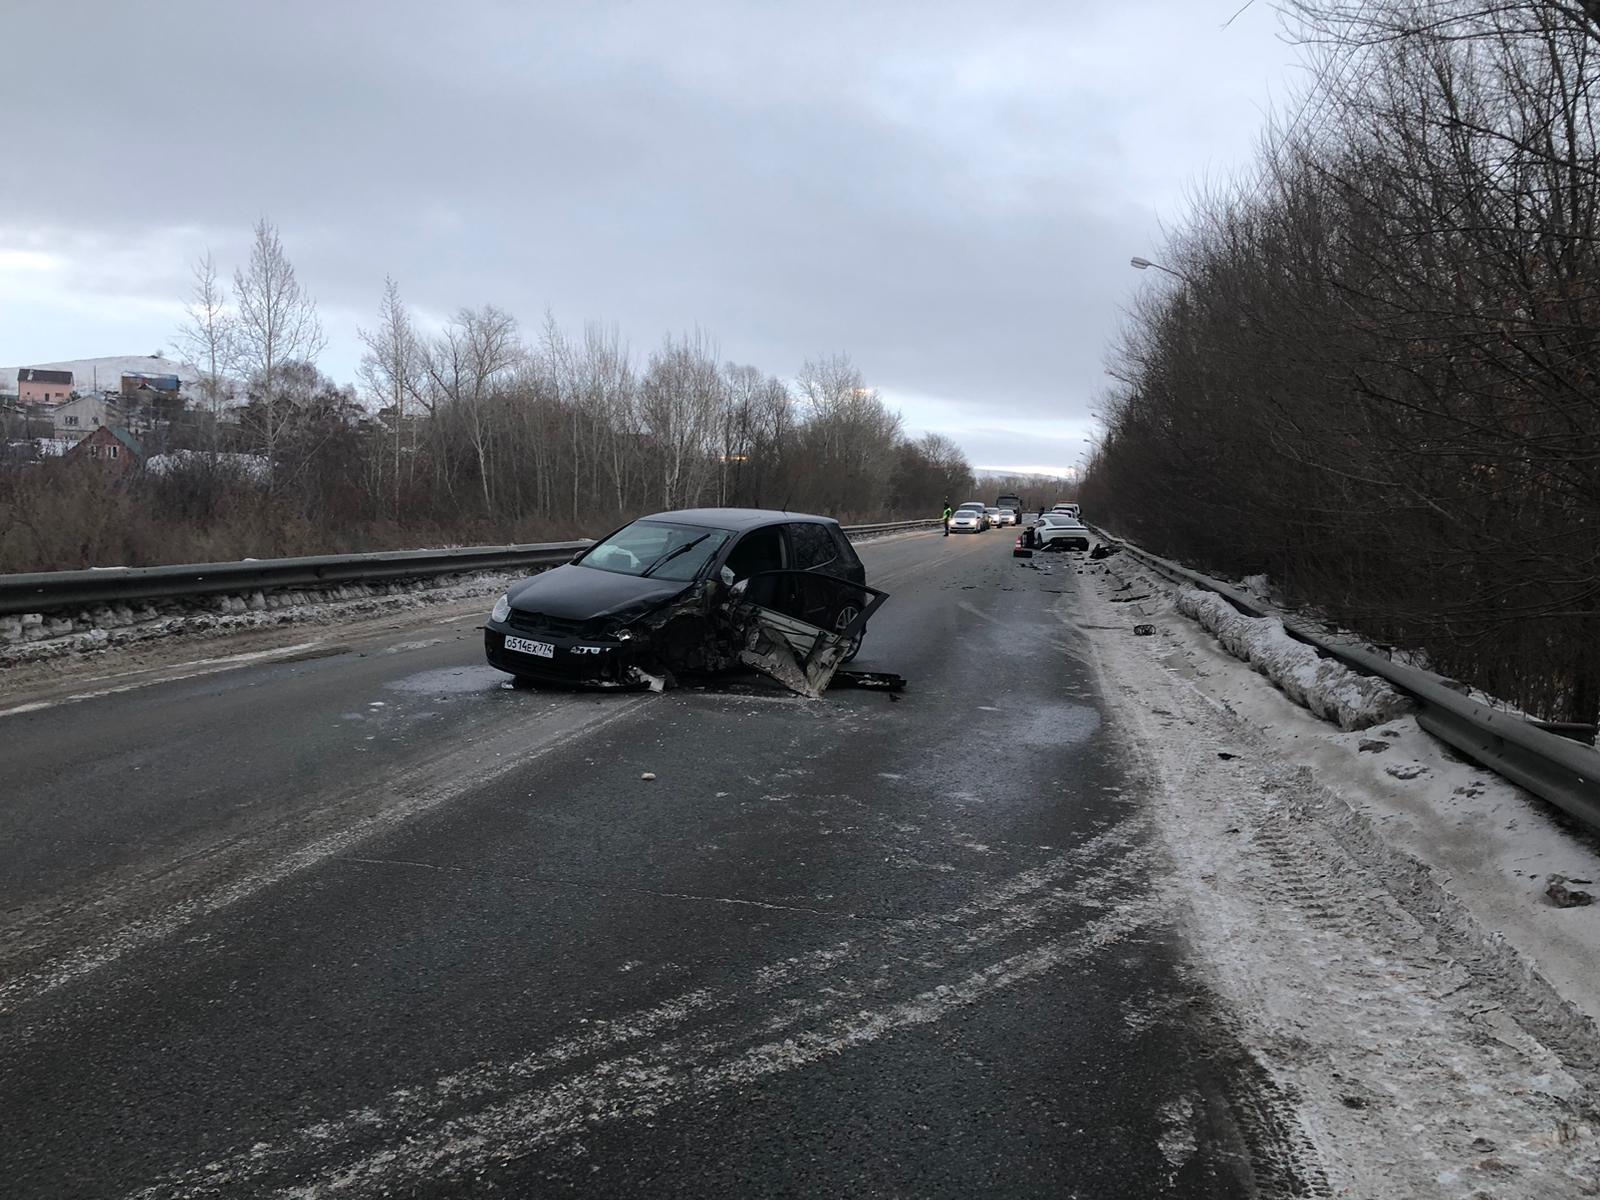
[0,641,339,719]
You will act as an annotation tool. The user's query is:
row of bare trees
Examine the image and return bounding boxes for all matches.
[1082,0,1600,724]
[0,221,974,573]
[347,289,967,527]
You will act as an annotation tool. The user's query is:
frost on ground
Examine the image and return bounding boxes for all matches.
[1076,557,1600,1198]
[1175,586,1412,730]
[0,571,519,668]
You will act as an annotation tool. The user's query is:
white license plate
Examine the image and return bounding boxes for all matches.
[504,635,554,658]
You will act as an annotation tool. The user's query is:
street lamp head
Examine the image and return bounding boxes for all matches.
[1130,256,1152,270]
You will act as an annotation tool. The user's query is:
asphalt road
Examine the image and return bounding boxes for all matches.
[1,530,1311,1198]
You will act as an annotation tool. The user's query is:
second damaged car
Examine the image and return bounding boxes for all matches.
[484,508,891,698]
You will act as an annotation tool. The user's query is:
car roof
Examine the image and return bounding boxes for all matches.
[642,507,836,531]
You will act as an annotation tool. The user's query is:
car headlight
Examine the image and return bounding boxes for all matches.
[490,593,511,623]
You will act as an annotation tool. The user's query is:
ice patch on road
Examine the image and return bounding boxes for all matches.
[384,665,505,696]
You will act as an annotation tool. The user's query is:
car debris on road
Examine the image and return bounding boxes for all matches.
[1546,875,1595,907]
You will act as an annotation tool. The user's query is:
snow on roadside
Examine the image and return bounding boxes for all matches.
[0,571,518,668]
[1176,586,1413,730]
[1072,555,1600,1197]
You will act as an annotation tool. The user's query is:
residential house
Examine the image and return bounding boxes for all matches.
[65,426,144,472]
[17,368,73,406]
[48,393,121,440]
[119,372,181,397]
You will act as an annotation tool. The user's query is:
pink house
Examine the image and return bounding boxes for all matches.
[17,368,74,406]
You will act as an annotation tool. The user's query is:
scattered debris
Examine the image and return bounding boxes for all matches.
[1385,763,1428,781]
[1546,875,1595,908]
[1109,594,1152,603]
[1357,738,1391,754]
[1216,750,1240,760]
[831,669,907,693]
[1133,624,1157,636]
[1088,543,1121,560]
[640,772,657,782]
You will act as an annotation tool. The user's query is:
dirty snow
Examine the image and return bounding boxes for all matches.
[1176,585,1412,730]
[1075,552,1600,1197]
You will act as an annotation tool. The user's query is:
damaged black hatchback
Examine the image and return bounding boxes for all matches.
[484,508,887,697]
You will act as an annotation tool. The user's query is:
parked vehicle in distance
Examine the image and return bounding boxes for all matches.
[983,506,1004,528]
[949,508,985,533]
[992,507,1018,526]
[484,508,880,689]
[1050,503,1081,520]
[997,492,1024,517]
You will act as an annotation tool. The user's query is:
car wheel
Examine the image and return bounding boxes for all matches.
[834,604,864,662]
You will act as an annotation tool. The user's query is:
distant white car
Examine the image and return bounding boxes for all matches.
[983,506,1005,528]
[993,508,1018,527]
[1050,503,1080,519]
[949,508,985,533]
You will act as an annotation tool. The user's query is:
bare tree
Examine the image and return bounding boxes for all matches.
[232,218,326,479]
[175,251,236,428]
[640,331,724,510]
[358,277,423,517]
[424,305,522,514]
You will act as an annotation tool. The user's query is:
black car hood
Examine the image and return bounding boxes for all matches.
[508,564,692,624]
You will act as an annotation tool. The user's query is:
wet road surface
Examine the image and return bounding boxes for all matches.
[1,530,1308,1197]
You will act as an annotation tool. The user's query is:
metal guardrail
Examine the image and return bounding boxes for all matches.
[1094,527,1600,834]
[0,519,938,617]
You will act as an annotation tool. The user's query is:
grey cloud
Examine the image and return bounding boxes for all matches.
[5,0,1297,469]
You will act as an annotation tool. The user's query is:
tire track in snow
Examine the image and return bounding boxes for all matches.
[132,821,1157,1198]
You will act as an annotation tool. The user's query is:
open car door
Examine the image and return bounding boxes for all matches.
[725,570,889,699]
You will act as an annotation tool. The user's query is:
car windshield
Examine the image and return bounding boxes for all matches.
[581,520,731,581]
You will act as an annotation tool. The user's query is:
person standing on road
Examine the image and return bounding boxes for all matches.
[942,500,953,537]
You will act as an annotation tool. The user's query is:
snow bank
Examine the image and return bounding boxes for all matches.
[1176,586,1412,730]
[146,450,270,481]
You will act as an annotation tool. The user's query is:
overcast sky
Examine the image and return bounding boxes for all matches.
[2,0,1303,474]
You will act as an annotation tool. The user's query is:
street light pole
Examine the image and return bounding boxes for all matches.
[1129,256,1192,284]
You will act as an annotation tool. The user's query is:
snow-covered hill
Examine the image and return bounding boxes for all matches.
[0,355,200,395]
